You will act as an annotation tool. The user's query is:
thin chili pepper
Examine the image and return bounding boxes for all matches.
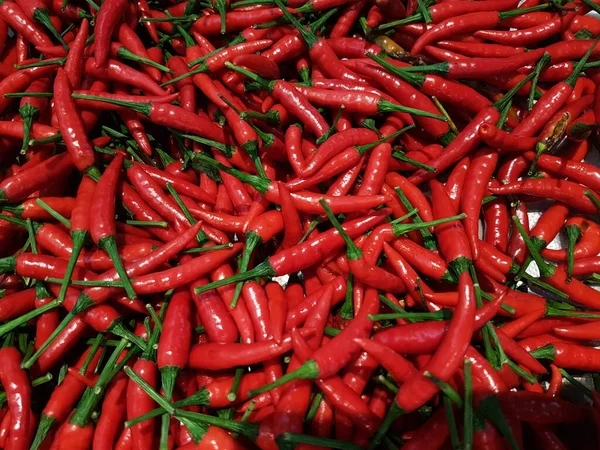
[430,179,472,276]
[512,216,600,310]
[349,62,452,144]
[437,40,525,58]
[461,147,498,260]
[53,68,99,178]
[411,5,549,54]
[272,0,368,85]
[90,155,136,299]
[93,370,129,450]
[513,38,600,139]
[371,271,476,446]
[381,0,518,29]
[94,0,129,67]
[30,347,101,450]
[0,344,31,450]
[0,152,71,202]
[490,179,600,215]
[475,9,577,46]
[54,339,136,450]
[286,129,413,193]
[445,157,469,213]
[191,278,239,343]
[404,71,535,186]
[226,63,330,139]
[0,1,52,48]
[478,123,536,153]
[292,82,446,120]
[73,92,229,145]
[83,59,168,97]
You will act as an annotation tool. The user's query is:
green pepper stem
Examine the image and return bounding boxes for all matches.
[98,235,137,300]
[356,126,415,155]
[194,260,277,295]
[493,71,536,112]
[18,104,39,155]
[70,339,135,427]
[368,401,405,449]
[124,387,210,428]
[272,0,317,48]
[247,360,319,398]
[498,3,549,20]
[35,198,71,228]
[463,359,474,450]
[72,93,152,116]
[160,64,208,87]
[565,35,600,87]
[230,231,261,308]
[528,53,551,111]
[319,198,363,260]
[21,293,95,369]
[33,8,69,50]
[394,187,437,250]
[512,215,554,279]
[116,46,173,73]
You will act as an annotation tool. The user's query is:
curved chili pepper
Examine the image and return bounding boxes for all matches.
[0,346,31,450]
[489,179,600,215]
[406,71,534,186]
[371,271,476,446]
[31,347,101,450]
[479,123,536,152]
[53,68,98,177]
[90,155,137,299]
[475,10,577,46]
[411,5,548,54]
[0,1,52,48]
[93,370,128,450]
[94,0,128,67]
[191,278,239,343]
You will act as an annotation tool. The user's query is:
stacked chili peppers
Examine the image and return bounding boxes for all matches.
[2,0,600,448]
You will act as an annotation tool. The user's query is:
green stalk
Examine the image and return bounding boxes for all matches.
[528,53,551,110]
[33,8,69,50]
[34,199,70,228]
[98,234,137,300]
[18,104,39,155]
[70,339,137,427]
[444,397,461,450]
[56,229,86,303]
[394,187,436,250]
[463,359,474,450]
[116,46,173,73]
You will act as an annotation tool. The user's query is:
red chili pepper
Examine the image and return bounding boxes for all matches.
[191,278,240,343]
[418,7,534,53]
[93,370,128,450]
[94,0,129,67]
[31,347,101,449]
[0,346,31,450]
[430,179,472,276]
[479,123,537,152]
[498,391,586,424]
[189,327,316,371]
[0,1,52,48]
[406,71,533,186]
[53,68,99,177]
[88,155,137,301]
[475,10,577,46]
[461,147,498,260]
[372,271,476,445]
[489,179,600,215]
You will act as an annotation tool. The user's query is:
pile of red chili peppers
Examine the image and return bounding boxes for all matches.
[3,0,600,448]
